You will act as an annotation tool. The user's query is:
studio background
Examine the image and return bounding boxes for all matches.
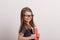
[0,0,60,40]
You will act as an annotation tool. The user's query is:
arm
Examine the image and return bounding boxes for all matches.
[18,32,36,40]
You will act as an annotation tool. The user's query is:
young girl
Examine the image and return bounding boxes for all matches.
[18,7,40,40]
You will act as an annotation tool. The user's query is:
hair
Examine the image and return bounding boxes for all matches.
[19,7,35,33]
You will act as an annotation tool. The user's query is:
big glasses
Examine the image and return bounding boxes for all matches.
[23,15,34,17]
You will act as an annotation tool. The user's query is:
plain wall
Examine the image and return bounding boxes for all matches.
[0,0,60,40]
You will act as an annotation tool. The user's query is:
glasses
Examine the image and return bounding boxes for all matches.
[23,15,34,17]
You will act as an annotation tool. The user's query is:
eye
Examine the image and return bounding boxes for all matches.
[24,15,34,17]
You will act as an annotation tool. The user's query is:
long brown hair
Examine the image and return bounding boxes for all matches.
[20,7,35,31]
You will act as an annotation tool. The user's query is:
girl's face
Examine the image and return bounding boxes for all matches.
[23,11,33,22]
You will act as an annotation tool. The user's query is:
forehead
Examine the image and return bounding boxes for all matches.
[24,11,32,15]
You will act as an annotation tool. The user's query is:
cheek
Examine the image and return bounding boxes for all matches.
[23,17,27,19]
[23,17,27,21]
[30,17,32,20]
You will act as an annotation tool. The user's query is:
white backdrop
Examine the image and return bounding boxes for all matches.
[0,0,60,40]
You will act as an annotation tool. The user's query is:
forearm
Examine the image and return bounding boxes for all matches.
[18,36,32,40]
[22,36,31,40]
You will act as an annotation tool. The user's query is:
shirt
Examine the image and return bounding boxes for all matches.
[19,24,34,37]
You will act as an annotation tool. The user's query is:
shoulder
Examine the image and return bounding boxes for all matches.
[19,25,26,33]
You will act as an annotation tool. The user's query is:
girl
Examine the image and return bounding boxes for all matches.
[18,7,40,40]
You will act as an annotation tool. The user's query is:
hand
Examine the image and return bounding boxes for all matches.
[30,34,36,39]
[37,33,40,38]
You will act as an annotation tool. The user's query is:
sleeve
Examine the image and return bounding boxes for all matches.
[19,25,26,33]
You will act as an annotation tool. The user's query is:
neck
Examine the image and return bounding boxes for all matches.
[24,21,32,29]
[24,21,30,25]
[26,22,30,25]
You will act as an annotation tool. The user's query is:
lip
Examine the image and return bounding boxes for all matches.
[26,19,30,20]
